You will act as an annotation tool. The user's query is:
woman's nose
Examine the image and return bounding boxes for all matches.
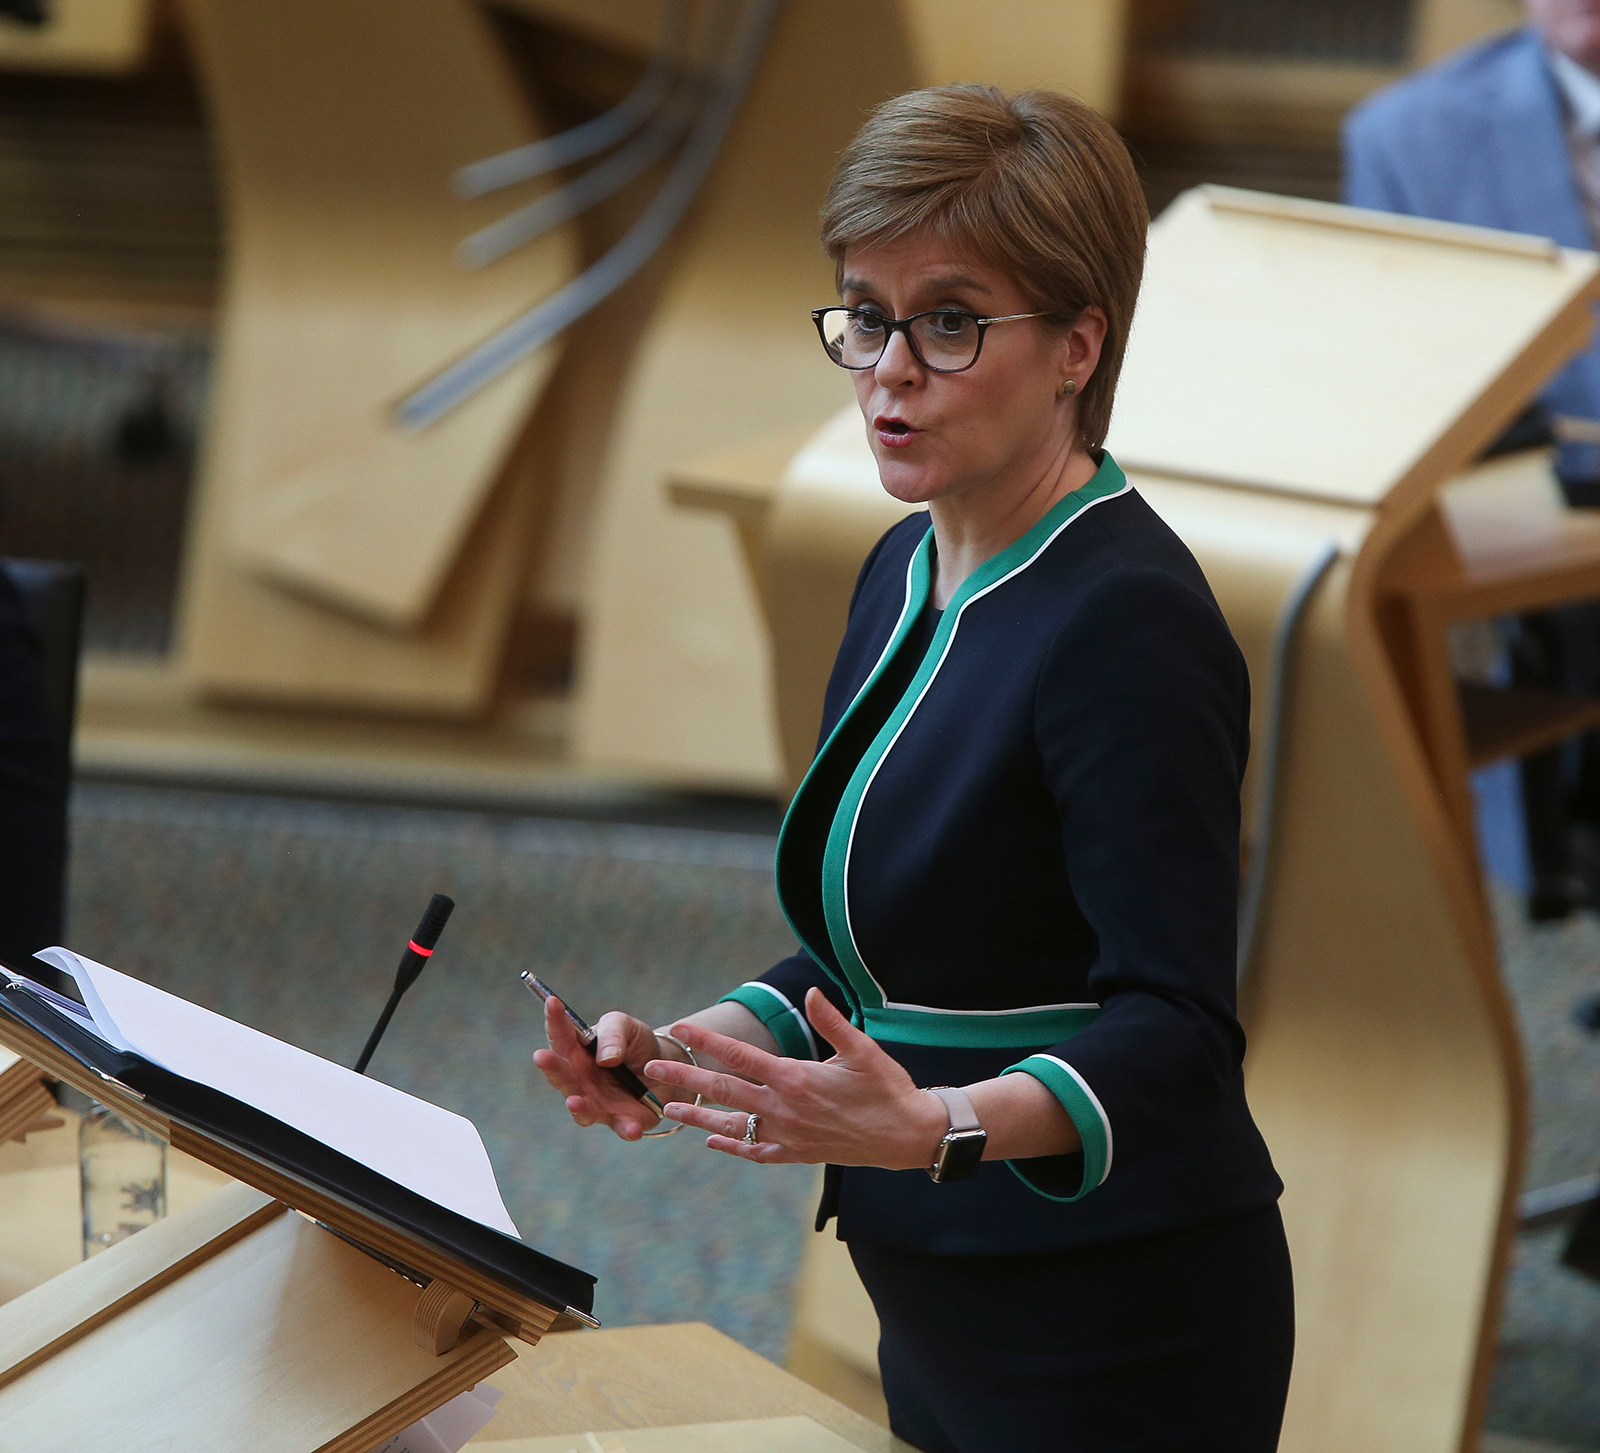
[874,327,922,388]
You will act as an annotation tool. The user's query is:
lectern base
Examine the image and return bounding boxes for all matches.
[0,1180,516,1453]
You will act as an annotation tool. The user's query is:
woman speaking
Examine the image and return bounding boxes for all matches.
[535,85,1293,1452]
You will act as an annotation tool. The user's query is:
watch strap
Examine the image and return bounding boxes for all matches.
[927,1085,981,1134]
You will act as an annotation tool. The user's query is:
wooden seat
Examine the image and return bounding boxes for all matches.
[176,0,577,715]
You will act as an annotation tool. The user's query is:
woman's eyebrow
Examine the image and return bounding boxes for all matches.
[920,272,988,296]
[841,271,992,302]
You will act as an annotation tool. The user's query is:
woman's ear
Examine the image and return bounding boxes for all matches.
[1061,305,1109,391]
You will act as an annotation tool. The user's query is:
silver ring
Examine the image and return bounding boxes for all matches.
[742,1112,759,1146]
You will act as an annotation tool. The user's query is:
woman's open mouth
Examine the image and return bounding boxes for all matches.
[875,416,919,449]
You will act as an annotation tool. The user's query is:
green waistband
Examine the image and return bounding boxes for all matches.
[862,1003,1101,1049]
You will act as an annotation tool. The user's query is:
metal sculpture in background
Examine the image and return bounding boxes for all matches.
[398,0,779,432]
[452,0,708,268]
[452,0,692,199]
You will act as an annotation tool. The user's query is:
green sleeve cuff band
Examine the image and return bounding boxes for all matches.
[718,982,819,1060]
[1001,1053,1114,1202]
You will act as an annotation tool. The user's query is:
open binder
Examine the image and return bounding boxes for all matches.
[0,951,596,1452]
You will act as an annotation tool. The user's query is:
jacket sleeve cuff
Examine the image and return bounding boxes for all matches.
[718,981,820,1060]
[1001,1053,1114,1202]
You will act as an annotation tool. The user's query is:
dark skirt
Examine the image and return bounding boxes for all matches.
[847,1202,1294,1453]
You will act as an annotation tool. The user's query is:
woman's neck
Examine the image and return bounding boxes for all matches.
[926,441,1100,609]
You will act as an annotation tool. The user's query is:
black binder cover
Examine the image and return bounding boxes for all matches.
[0,982,596,1318]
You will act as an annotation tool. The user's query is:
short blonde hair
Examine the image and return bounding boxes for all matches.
[820,86,1147,451]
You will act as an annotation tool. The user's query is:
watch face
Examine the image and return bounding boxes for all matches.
[932,1128,987,1182]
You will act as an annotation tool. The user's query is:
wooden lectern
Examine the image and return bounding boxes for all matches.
[672,186,1600,1453]
[0,1050,58,1145]
[0,981,595,1453]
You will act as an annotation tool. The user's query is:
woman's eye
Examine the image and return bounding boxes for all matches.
[930,312,972,336]
[849,313,887,336]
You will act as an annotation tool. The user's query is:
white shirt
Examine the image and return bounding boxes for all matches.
[1546,44,1600,243]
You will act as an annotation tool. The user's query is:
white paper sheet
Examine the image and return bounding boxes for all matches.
[36,948,521,1238]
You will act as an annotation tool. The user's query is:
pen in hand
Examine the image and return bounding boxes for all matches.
[520,971,666,1119]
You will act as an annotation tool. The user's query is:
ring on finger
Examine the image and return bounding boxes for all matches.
[742,1112,760,1146]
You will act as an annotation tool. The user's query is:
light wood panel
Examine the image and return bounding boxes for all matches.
[763,412,922,791]
[0,0,148,73]
[571,0,884,789]
[1107,187,1599,511]
[668,410,921,790]
[1126,0,1518,144]
[0,1195,513,1453]
[785,1175,887,1431]
[74,653,616,809]
[0,1052,54,1146]
[0,1180,278,1392]
[898,0,1129,120]
[0,1014,566,1346]
[1124,54,1403,144]
[1161,486,1510,1453]
[1412,0,1525,66]
[495,0,663,56]
[469,1322,905,1452]
[0,1107,233,1304]
[475,1415,865,1453]
[177,0,576,712]
[175,1125,564,1344]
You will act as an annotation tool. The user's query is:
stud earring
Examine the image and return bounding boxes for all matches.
[1060,379,1078,397]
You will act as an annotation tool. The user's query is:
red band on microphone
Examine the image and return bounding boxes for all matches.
[407,940,434,956]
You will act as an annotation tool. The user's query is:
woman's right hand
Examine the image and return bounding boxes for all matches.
[531,996,683,1141]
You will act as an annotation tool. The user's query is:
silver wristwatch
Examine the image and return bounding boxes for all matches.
[925,1085,987,1182]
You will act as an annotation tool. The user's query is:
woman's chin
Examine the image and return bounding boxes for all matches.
[875,459,949,506]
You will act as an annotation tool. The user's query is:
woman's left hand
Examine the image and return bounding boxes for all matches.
[645,988,948,1168]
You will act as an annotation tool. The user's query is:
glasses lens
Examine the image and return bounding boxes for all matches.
[910,311,981,371]
[819,309,886,369]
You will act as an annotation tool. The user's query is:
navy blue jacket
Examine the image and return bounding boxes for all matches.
[721,455,1282,1255]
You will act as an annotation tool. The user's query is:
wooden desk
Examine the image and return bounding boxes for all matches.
[468,1323,910,1452]
[1381,449,1600,849]
[1,1127,905,1450]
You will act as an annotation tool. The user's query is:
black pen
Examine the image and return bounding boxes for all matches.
[521,971,666,1118]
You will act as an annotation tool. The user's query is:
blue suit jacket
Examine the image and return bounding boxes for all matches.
[720,456,1282,1255]
[1344,25,1600,422]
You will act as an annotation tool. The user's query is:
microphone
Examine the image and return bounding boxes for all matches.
[354,894,454,1075]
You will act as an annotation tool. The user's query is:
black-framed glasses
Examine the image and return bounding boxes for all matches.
[811,306,1047,374]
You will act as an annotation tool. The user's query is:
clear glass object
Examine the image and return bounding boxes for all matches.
[80,1102,167,1258]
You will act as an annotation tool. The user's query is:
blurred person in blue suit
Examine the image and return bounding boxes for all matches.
[1346,3,1600,458]
[1347,3,1600,928]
